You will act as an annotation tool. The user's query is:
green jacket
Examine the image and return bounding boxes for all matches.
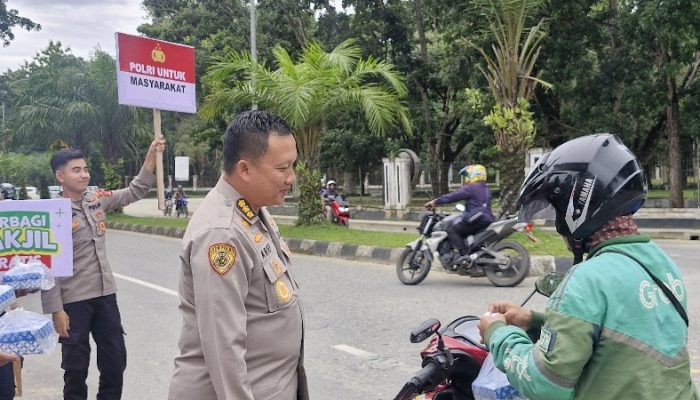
[484,235,698,400]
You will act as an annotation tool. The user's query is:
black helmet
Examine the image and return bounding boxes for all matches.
[517,134,647,256]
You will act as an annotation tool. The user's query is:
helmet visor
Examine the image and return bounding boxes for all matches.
[518,198,553,223]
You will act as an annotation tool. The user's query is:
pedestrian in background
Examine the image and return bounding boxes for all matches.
[42,138,165,400]
[168,110,308,400]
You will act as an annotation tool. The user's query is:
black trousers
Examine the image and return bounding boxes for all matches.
[60,294,126,400]
[446,218,490,253]
[0,363,14,400]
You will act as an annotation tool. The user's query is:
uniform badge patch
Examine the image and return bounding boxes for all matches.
[98,221,106,232]
[538,326,557,354]
[208,243,237,275]
[240,217,251,229]
[95,190,113,198]
[236,198,256,221]
[275,280,291,302]
[254,233,263,244]
[95,211,104,220]
[72,221,80,231]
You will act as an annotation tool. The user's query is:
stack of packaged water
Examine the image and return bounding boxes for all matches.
[0,286,15,314]
[0,309,57,355]
[0,260,58,355]
[2,259,55,291]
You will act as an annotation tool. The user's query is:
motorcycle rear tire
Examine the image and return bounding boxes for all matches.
[396,247,432,285]
[483,241,530,287]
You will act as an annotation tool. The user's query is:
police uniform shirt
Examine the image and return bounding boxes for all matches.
[168,176,307,400]
[41,169,155,313]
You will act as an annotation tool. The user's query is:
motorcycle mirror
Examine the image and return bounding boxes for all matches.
[535,271,566,298]
[410,318,441,343]
[455,204,465,212]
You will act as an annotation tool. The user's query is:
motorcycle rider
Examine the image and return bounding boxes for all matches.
[478,134,698,399]
[174,184,187,213]
[321,179,339,221]
[424,164,495,264]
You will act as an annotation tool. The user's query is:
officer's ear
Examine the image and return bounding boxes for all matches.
[55,168,65,184]
[235,159,252,182]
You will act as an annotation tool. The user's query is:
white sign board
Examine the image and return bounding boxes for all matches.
[0,199,74,277]
[175,156,190,182]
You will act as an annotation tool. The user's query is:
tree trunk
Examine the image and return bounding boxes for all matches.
[498,141,527,216]
[665,63,684,208]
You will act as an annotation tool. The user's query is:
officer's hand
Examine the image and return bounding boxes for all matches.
[489,301,532,330]
[424,200,436,211]
[478,312,506,345]
[52,311,70,337]
[0,351,19,367]
[148,137,166,155]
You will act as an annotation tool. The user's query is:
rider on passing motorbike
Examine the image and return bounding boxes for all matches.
[424,164,495,264]
[321,179,339,221]
[478,134,697,399]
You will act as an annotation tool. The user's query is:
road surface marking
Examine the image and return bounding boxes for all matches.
[332,344,376,359]
[113,273,179,297]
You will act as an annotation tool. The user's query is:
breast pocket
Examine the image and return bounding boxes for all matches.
[262,257,297,313]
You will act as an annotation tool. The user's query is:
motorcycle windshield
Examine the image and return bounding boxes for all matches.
[452,319,482,344]
[518,198,553,223]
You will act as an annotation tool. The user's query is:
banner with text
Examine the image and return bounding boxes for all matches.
[0,199,73,277]
[116,32,196,113]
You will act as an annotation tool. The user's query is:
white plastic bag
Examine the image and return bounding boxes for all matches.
[3,258,55,291]
[0,308,58,355]
[472,353,528,400]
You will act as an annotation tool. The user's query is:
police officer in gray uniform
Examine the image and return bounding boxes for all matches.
[168,110,308,400]
[42,138,165,400]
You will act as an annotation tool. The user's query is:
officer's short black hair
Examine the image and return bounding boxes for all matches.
[223,110,293,174]
[50,149,85,174]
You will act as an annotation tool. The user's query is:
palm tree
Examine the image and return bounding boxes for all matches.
[470,0,551,215]
[201,39,411,224]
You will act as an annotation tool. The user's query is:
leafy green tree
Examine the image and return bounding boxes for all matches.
[0,0,40,47]
[201,39,410,223]
[319,128,387,195]
[472,0,550,215]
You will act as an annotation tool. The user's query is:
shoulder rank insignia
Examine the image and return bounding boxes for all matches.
[208,243,237,275]
[240,217,251,229]
[236,198,257,222]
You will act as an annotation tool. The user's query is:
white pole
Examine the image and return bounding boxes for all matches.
[250,0,258,110]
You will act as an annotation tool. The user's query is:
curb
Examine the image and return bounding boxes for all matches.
[107,221,573,275]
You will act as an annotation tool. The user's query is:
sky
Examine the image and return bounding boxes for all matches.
[1,0,149,72]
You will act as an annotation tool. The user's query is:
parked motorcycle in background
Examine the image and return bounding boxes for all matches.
[393,272,566,400]
[396,205,537,287]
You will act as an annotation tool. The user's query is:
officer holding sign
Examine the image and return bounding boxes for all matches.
[42,138,165,400]
[168,111,307,400]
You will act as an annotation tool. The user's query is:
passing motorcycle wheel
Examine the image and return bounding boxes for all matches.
[396,247,432,285]
[483,241,530,287]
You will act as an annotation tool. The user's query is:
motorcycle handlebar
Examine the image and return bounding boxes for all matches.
[393,361,442,400]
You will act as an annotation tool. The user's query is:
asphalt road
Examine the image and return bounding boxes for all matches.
[15,232,700,399]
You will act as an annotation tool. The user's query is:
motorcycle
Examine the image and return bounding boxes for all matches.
[396,205,538,287]
[164,191,173,216]
[175,196,189,218]
[393,272,566,400]
[327,194,350,227]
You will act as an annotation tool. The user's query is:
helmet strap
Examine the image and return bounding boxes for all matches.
[570,238,585,264]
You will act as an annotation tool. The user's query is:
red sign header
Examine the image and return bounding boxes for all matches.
[116,33,195,84]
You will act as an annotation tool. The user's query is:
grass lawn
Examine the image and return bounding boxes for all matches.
[107,214,569,256]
